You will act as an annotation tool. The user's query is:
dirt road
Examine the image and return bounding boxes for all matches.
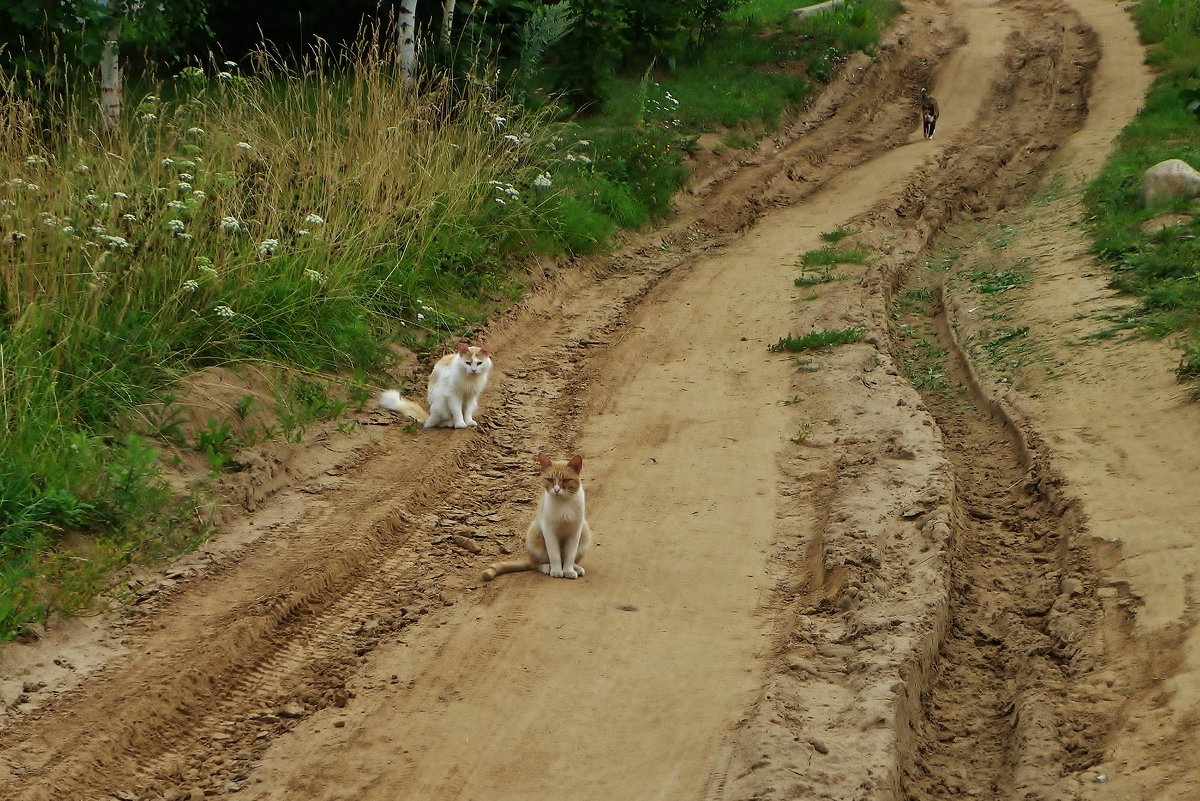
[4,0,1195,798]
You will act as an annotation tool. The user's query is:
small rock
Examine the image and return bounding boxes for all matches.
[808,738,829,754]
[278,703,305,719]
[1060,576,1084,597]
[450,535,482,554]
[1142,158,1200,207]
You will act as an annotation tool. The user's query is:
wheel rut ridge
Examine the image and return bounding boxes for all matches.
[892,283,1115,801]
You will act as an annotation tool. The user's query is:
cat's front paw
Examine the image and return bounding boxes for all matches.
[464,419,477,427]
[549,567,564,578]
[562,567,579,579]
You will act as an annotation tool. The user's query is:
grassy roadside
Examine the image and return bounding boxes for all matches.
[0,0,896,639]
[1085,0,1200,387]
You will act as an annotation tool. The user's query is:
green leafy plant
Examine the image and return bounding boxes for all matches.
[769,327,866,352]
[801,245,871,268]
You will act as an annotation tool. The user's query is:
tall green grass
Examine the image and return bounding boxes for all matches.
[1086,0,1200,388]
[0,23,683,637]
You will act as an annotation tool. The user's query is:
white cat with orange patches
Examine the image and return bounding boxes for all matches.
[380,343,493,429]
[483,453,593,581]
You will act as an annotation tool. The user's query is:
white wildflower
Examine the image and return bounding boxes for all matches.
[179,160,197,170]
[7,178,25,188]
[187,127,205,136]
[161,157,175,167]
[179,173,194,182]
[533,172,552,188]
[303,268,325,284]
[122,213,137,222]
[25,155,48,167]
[85,193,99,203]
[177,182,192,191]
[10,231,27,243]
[91,225,106,235]
[578,155,592,164]
[214,304,235,318]
[220,216,241,234]
[257,238,279,256]
[417,312,425,320]
[141,113,158,122]
[97,202,111,214]
[494,198,506,205]
[62,226,76,235]
[167,200,186,210]
[297,229,310,237]
[167,219,186,233]
[503,134,521,144]
[577,140,591,147]
[101,235,130,249]
[75,164,91,174]
[182,279,200,292]
[40,212,59,227]
[236,142,253,151]
[303,213,325,227]
[493,115,507,128]
[199,264,218,279]
[176,232,193,242]
[217,71,233,80]
[25,183,40,193]
[223,60,238,68]
[192,190,206,200]
[113,191,129,200]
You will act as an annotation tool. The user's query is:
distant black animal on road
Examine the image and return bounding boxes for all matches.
[920,88,940,140]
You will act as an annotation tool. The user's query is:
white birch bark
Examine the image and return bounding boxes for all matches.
[441,0,457,53]
[99,0,122,131]
[399,0,418,78]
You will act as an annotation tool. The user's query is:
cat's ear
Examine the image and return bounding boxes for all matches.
[568,455,583,473]
[456,342,470,356]
[537,452,552,469]
[479,345,493,357]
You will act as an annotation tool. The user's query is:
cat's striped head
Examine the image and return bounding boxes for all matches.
[537,452,583,497]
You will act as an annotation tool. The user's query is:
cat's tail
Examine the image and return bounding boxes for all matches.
[379,390,429,423]
[480,560,537,582]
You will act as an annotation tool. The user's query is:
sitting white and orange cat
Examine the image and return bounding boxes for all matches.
[482,453,593,581]
[380,343,493,429]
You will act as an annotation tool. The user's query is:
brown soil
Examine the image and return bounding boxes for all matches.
[2,0,1193,799]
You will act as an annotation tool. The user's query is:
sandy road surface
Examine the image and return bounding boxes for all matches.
[4,0,1194,798]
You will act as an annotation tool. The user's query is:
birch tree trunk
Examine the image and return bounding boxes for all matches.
[440,0,456,54]
[98,0,122,131]
[399,0,418,78]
